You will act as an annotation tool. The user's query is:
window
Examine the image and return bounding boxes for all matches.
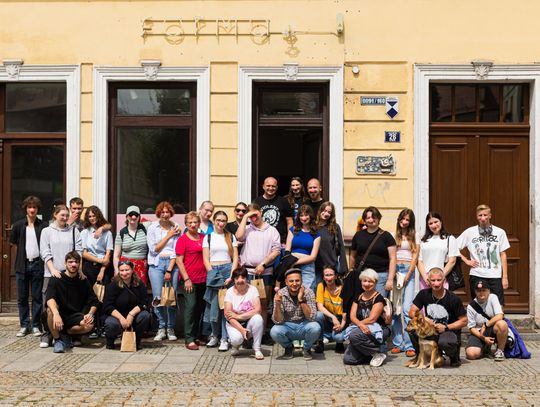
[109,83,196,216]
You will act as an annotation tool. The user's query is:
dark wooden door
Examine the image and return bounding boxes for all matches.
[430,132,529,312]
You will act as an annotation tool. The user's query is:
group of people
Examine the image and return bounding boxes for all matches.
[10,176,519,366]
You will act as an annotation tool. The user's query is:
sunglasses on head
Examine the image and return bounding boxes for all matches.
[235,208,247,213]
[127,212,140,217]
[118,260,134,268]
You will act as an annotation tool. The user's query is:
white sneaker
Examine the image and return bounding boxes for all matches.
[154,328,167,341]
[39,340,49,348]
[231,345,240,356]
[207,336,219,347]
[16,327,28,337]
[218,339,229,352]
[322,337,329,345]
[166,329,177,341]
[370,352,387,367]
[494,348,505,361]
[32,327,42,337]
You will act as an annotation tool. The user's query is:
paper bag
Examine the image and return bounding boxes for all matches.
[93,282,105,303]
[252,277,266,299]
[218,288,228,310]
[160,281,176,307]
[120,329,137,352]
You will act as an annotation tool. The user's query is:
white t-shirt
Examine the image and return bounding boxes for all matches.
[224,284,259,314]
[457,225,510,279]
[466,293,515,341]
[25,225,40,260]
[203,232,237,262]
[419,235,459,273]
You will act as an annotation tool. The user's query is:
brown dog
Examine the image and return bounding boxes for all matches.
[405,310,444,369]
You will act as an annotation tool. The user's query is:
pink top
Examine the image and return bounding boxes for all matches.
[175,233,206,284]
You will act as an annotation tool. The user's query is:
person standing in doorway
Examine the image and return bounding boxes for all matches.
[286,177,308,220]
[10,196,46,338]
[306,178,324,215]
[458,205,510,305]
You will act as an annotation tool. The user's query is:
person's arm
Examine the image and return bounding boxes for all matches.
[295,236,321,265]
[235,296,262,321]
[286,217,293,230]
[272,290,284,324]
[113,245,122,275]
[176,255,193,292]
[202,237,212,272]
[285,229,293,252]
[362,301,384,324]
[348,249,357,272]
[501,251,508,289]
[442,256,456,277]
[235,211,253,241]
[230,245,239,283]
[155,229,177,254]
[349,301,369,334]
[299,287,316,320]
[93,223,112,239]
[46,298,64,331]
[404,247,419,285]
[385,245,397,291]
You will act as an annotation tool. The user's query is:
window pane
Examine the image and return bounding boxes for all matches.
[502,85,525,122]
[116,128,190,214]
[117,88,191,115]
[11,145,64,222]
[5,83,66,132]
[430,85,452,122]
[454,85,476,122]
[260,91,320,116]
[479,84,500,122]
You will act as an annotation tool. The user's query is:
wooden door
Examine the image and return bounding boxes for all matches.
[430,133,529,312]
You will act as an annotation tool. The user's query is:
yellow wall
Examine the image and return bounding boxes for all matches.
[2,0,537,233]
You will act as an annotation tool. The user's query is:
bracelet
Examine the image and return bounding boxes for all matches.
[128,312,135,317]
[165,270,172,274]
[184,277,191,282]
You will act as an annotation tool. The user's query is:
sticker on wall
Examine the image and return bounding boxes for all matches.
[385,97,399,119]
[361,96,386,105]
[356,155,396,175]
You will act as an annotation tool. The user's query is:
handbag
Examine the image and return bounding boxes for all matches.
[120,328,137,352]
[251,277,266,299]
[218,287,228,310]
[445,238,465,291]
[93,282,105,303]
[160,281,177,307]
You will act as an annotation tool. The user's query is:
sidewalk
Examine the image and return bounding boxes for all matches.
[0,323,538,406]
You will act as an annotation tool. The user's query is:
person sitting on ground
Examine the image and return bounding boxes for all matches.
[343,268,390,367]
[465,279,512,362]
[314,265,347,354]
[408,267,467,367]
[270,268,321,360]
[224,267,265,360]
[45,251,99,353]
[102,260,151,351]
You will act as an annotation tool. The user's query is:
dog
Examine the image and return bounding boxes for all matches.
[405,310,444,370]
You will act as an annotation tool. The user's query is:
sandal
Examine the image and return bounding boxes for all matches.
[405,350,416,357]
[390,347,403,354]
[186,342,199,350]
[254,349,264,360]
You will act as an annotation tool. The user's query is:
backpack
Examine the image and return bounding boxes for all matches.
[119,223,146,241]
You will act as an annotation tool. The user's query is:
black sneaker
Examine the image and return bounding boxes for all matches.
[335,342,345,354]
[313,340,324,354]
[279,346,294,360]
[450,357,461,367]
[106,338,115,350]
[303,348,313,360]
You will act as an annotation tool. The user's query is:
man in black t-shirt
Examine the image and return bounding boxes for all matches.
[253,177,293,245]
[306,178,324,215]
[409,268,467,366]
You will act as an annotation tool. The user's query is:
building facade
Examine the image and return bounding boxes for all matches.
[0,1,538,321]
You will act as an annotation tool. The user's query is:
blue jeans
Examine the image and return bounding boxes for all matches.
[148,258,178,329]
[314,311,345,343]
[16,260,43,329]
[270,320,321,350]
[205,263,231,340]
[375,271,389,298]
[299,262,316,291]
[391,264,415,351]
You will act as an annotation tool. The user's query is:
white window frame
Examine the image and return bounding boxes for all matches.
[0,65,81,200]
[93,66,210,216]
[238,66,344,223]
[414,64,540,316]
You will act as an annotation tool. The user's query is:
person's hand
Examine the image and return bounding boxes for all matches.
[78,270,87,280]
[53,313,64,330]
[340,318,347,332]
[385,279,393,291]
[224,278,232,287]
[274,291,282,303]
[465,258,480,268]
[422,275,430,286]
[164,271,172,282]
[93,227,103,239]
[120,316,130,330]
[255,264,265,276]
[245,210,258,218]
[502,277,509,289]
[101,257,110,267]
[166,228,177,239]
[434,323,446,334]
[358,322,370,335]
[483,336,495,346]
[172,223,182,234]
[298,286,305,302]
[97,271,104,283]
[331,316,341,331]
[183,279,193,293]
[51,269,62,279]
[83,313,94,325]
[68,212,79,226]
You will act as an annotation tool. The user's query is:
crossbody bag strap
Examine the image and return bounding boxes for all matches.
[359,230,384,269]
[470,300,492,321]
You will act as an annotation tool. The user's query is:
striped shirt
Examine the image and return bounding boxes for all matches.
[115,228,148,260]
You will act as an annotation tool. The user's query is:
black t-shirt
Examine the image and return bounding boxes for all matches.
[308,199,323,216]
[354,292,386,326]
[253,195,292,243]
[351,229,396,273]
[412,288,466,328]
[290,196,306,220]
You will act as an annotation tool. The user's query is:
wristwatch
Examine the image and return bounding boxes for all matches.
[444,323,449,332]
[298,299,307,304]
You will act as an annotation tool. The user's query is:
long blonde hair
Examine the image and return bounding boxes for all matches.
[395,208,418,253]
[213,211,233,259]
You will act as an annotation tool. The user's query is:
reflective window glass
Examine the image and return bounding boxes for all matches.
[430,85,452,122]
[5,83,66,132]
[261,91,320,116]
[454,85,476,122]
[479,85,500,122]
[117,88,191,115]
[502,85,525,123]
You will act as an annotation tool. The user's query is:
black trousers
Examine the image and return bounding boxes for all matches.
[410,330,461,360]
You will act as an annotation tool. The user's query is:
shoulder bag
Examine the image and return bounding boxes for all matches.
[445,237,465,291]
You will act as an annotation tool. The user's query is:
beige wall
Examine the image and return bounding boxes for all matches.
[1,0,537,233]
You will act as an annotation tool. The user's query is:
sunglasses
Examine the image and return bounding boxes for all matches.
[235,208,247,213]
[118,260,134,268]
[127,212,140,217]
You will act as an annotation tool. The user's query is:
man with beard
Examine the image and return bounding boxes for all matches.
[306,178,324,215]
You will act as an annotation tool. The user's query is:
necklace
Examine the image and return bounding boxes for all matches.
[432,289,446,304]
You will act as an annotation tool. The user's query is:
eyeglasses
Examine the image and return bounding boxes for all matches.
[118,260,134,268]
[235,208,247,213]
[127,212,139,217]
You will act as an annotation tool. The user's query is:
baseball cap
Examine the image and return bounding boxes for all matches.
[126,205,140,215]
[475,279,490,291]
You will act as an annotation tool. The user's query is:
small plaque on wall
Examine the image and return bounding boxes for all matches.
[361,96,386,105]
[384,131,400,143]
[356,155,396,175]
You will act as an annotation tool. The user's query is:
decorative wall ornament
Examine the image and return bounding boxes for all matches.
[471,60,493,80]
[2,59,24,80]
[140,60,161,80]
[283,63,299,81]
[356,155,396,175]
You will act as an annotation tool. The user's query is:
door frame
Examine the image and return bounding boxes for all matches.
[0,64,80,199]
[414,64,540,318]
[238,66,344,224]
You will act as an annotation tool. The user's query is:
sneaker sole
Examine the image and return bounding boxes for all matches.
[39,343,49,348]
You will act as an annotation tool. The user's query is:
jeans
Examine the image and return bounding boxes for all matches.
[314,311,345,343]
[391,264,415,351]
[204,263,231,340]
[16,260,43,329]
[104,311,151,343]
[182,282,206,343]
[270,320,321,350]
[375,271,389,298]
[299,262,316,291]
[148,258,178,329]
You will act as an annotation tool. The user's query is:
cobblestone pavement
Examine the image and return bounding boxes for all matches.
[0,326,538,406]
